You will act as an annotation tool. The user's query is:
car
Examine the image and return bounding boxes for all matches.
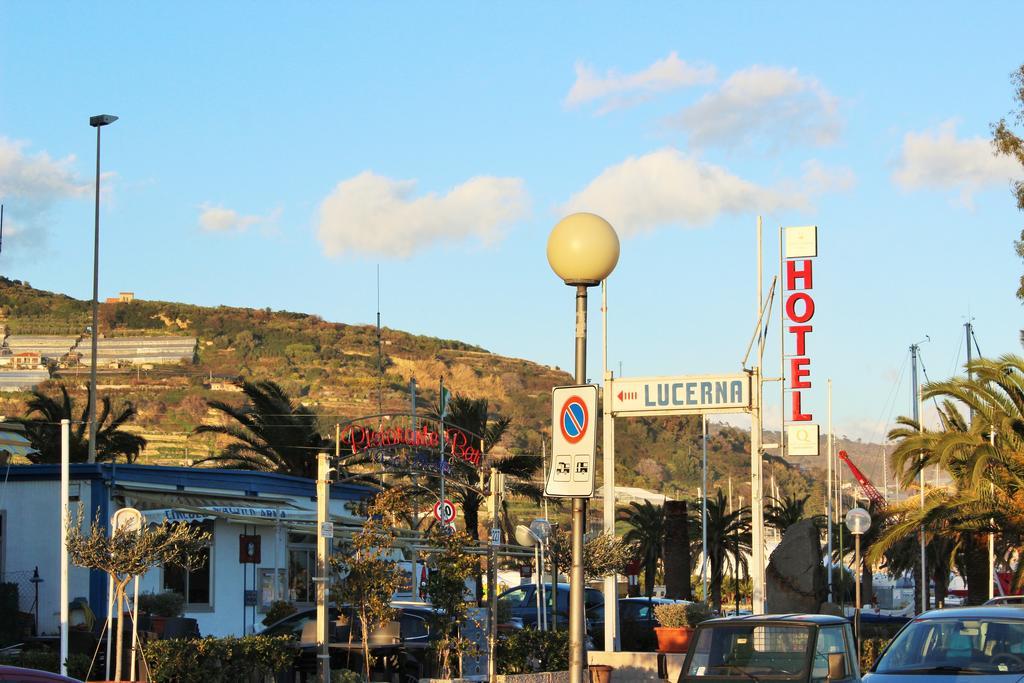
[983,595,1024,606]
[864,606,1024,683]
[616,597,691,651]
[497,583,604,631]
[0,665,83,682]
[259,603,438,681]
[680,613,859,683]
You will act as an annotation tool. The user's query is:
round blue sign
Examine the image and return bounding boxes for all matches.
[559,396,588,444]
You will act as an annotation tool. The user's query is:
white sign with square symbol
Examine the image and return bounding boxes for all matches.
[787,423,820,456]
[545,384,599,498]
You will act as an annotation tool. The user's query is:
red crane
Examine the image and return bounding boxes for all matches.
[837,449,886,508]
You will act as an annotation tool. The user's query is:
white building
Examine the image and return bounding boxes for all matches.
[0,463,382,637]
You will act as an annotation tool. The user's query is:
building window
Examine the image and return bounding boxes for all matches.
[287,533,315,604]
[163,520,213,609]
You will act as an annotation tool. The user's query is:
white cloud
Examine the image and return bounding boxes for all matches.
[316,171,530,258]
[197,203,279,233]
[0,136,90,248]
[892,119,1020,206]
[800,160,856,194]
[565,52,716,113]
[672,65,842,150]
[561,148,815,236]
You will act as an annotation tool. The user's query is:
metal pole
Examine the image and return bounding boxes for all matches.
[750,366,765,614]
[88,126,102,464]
[569,284,587,683]
[60,419,69,676]
[701,414,708,605]
[535,544,543,627]
[489,468,499,683]
[130,576,139,681]
[440,378,446,511]
[911,344,926,613]
[539,543,548,631]
[602,279,618,651]
[316,453,331,683]
[989,429,996,600]
[855,534,862,654]
[827,380,833,602]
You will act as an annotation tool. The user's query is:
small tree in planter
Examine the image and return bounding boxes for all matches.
[547,528,633,580]
[653,602,709,653]
[424,527,478,679]
[66,509,210,682]
[332,489,409,682]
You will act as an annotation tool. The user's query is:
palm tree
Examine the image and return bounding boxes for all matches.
[433,393,540,603]
[703,490,751,612]
[764,494,824,535]
[17,384,146,463]
[868,355,1024,604]
[619,500,665,598]
[194,380,330,478]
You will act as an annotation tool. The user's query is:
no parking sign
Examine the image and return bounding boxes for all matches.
[545,384,598,498]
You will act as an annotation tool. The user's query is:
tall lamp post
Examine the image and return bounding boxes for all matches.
[845,506,871,654]
[547,213,619,683]
[87,114,118,464]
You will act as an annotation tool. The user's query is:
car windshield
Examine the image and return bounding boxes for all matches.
[686,624,813,680]
[873,618,1024,674]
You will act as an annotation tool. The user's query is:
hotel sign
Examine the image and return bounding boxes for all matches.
[784,225,820,456]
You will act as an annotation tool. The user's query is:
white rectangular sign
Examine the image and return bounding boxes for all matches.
[608,373,751,417]
[545,384,599,498]
[787,423,820,456]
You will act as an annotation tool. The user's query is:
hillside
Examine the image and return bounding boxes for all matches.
[0,277,892,513]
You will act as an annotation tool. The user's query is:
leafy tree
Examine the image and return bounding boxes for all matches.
[16,384,145,463]
[546,527,633,581]
[333,489,409,681]
[424,527,479,679]
[66,508,210,682]
[194,380,330,478]
[618,500,665,597]
[991,64,1024,305]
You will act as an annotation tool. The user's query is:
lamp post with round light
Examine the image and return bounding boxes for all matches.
[87,113,118,464]
[547,213,619,683]
[845,506,871,653]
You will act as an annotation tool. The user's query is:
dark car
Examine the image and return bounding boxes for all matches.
[983,595,1024,606]
[0,666,83,682]
[864,606,1024,683]
[616,597,690,651]
[259,603,436,682]
[497,583,604,631]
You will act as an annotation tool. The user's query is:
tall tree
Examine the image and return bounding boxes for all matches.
[17,384,146,463]
[764,494,823,534]
[703,490,751,612]
[195,379,330,478]
[618,499,665,598]
[991,64,1024,307]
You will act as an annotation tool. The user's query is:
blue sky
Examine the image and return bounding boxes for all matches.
[2,2,1023,443]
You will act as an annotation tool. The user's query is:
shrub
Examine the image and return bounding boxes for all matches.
[495,627,569,673]
[861,636,889,672]
[138,590,185,617]
[145,635,296,683]
[262,599,298,626]
[654,602,710,628]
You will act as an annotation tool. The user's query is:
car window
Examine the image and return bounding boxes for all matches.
[263,612,313,637]
[686,624,812,679]
[619,602,639,620]
[874,618,1024,674]
[585,589,604,611]
[499,587,532,609]
[812,626,850,681]
[399,612,429,640]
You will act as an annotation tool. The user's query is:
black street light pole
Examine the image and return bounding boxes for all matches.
[87,114,117,463]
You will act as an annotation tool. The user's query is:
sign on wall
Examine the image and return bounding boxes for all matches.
[545,385,598,498]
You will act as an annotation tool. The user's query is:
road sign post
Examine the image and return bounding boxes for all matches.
[545,385,599,498]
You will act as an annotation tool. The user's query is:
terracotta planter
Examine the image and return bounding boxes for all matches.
[654,625,694,653]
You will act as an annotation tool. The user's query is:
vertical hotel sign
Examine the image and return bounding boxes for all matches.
[784,226,819,456]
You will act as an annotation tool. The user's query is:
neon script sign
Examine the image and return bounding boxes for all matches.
[339,424,482,466]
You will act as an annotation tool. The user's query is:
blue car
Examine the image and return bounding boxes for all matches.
[864,606,1024,683]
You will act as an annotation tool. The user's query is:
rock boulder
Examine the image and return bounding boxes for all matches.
[765,519,827,613]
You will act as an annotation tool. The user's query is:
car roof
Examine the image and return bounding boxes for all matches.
[0,665,82,682]
[915,606,1024,620]
[702,613,850,626]
[619,597,686,604]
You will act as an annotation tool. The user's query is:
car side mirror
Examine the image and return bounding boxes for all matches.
[828,653,846,680]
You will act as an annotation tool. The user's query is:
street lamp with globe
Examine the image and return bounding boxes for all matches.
[845,506,872,651]
[546,213,619,683]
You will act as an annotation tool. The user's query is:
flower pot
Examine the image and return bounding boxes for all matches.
[654,626,694,653]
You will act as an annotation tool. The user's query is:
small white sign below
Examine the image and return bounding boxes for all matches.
[489,528,501,546]
[787,423,820,456]
[785,225,818,258]
[320,522,335,538]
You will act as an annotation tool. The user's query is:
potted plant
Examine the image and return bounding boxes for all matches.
[138,590,186,636]
[654,601,709,653]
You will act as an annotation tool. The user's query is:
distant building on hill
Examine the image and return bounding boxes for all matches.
[104,291,135,304]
